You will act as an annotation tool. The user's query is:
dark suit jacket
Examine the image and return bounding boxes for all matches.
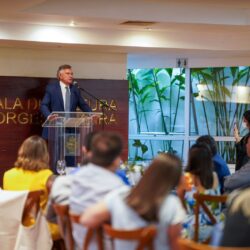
[235,132,250,171]
[40,82,92,138]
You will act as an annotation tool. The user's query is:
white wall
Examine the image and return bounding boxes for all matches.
[0,47,127,80]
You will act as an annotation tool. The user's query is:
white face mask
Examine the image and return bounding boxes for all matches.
[242,122,248,129]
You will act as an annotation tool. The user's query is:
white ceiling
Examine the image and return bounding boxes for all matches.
[1,0,250,58]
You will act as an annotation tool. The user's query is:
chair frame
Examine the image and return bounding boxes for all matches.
[53,204,73,250]
[103,223,157,250]
[69,213,104,250]
[22,190,44,223]
[53,204,104,250]
[193,192,227,242]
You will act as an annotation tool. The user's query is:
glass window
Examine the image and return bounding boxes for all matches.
[128,68,185,135]
[128,66,250,165]
[128,139,184,161]
[190,67,250,136]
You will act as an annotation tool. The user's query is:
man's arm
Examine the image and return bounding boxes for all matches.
[40,85,52,118]
[224,163,250,192]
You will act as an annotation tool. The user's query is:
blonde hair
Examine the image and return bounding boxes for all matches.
[230,188,250,218]
[14,135,49,171]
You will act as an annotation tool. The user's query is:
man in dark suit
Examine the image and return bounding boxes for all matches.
[40,64,92,170]
[41,64,91,134]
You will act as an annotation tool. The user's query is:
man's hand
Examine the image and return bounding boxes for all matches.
[48,113,58,121]
[234,123,240,143]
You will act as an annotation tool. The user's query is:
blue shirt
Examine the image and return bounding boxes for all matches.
[213,153,231,193]
[115,169,130,186]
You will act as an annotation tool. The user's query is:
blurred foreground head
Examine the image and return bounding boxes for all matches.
[126,153,182,222]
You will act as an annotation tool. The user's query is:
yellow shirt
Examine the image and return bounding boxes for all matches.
[3,167,60,240]
[4,168,52,209]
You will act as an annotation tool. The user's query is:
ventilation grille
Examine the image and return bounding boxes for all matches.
[120,21,156,26]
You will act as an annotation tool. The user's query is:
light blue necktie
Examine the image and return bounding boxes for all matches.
[65,87,71,112]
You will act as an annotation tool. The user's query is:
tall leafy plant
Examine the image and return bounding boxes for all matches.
[191,67,250,162]
[128,68,185,160]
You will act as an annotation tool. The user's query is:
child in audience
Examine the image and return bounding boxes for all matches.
[177,143,223,241]
[3,135,60,240]
[196,135,230,193]
[80,153,186,250]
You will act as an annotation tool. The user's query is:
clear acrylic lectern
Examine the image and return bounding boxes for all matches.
[43,112,101,171]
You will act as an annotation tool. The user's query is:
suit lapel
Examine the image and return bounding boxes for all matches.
[56,82,64,110]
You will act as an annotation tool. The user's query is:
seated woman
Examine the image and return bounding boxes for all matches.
[80,153,186,250]
[177,143,222,241]
[3,135,60,240]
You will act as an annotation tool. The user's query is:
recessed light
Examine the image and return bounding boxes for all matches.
[70,21,75,27]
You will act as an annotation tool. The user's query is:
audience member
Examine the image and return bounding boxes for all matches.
[3,135,60,240]
[70,131,130,185]
[196,135,230,193]
[80,153,186,250]
[46,131,96,223]
[220,188,250,247]
[224,133,250,193]
[234,110,250,171]
[177,143,222,241]
[69,131,125,249]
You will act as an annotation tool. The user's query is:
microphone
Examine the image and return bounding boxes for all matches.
[74,81,115,111]
[73,81,78,87]
[74,81,116,130]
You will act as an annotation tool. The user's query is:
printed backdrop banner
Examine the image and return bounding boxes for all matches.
[0,77,128,186]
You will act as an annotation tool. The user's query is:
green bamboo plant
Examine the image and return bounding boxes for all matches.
[191,67,250,163]
[128,68,185,160]
[128,69,154,160]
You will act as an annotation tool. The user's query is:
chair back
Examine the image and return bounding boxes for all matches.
[53,204,74,250]
[69,213,104,250]
[103,224,157,250]
[178,238,250,250]
[193,192,227,242]
[46,174,57,194]
[22,190,44,224]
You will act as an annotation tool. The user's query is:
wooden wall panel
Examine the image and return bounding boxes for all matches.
[0,76,128,186]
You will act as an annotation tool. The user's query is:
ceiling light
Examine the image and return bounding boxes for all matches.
[70,21,75,27]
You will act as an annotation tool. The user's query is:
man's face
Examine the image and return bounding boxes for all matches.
[59,68,73,85]
[246,137,250,157]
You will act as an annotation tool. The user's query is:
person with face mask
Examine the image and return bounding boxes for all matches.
[234,110,250,171]
[224,134,250,192]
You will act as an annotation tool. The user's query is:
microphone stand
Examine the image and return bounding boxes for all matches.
[76,84,116,130]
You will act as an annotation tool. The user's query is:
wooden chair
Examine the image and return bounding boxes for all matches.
[178,238,250,250]
[53,204,73,250]
[103,224,157,250]
[22,190,44,224]
[69,213,104,250]
[52,205,103,250]
[193,193,228,242]
[46,174,58,194]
